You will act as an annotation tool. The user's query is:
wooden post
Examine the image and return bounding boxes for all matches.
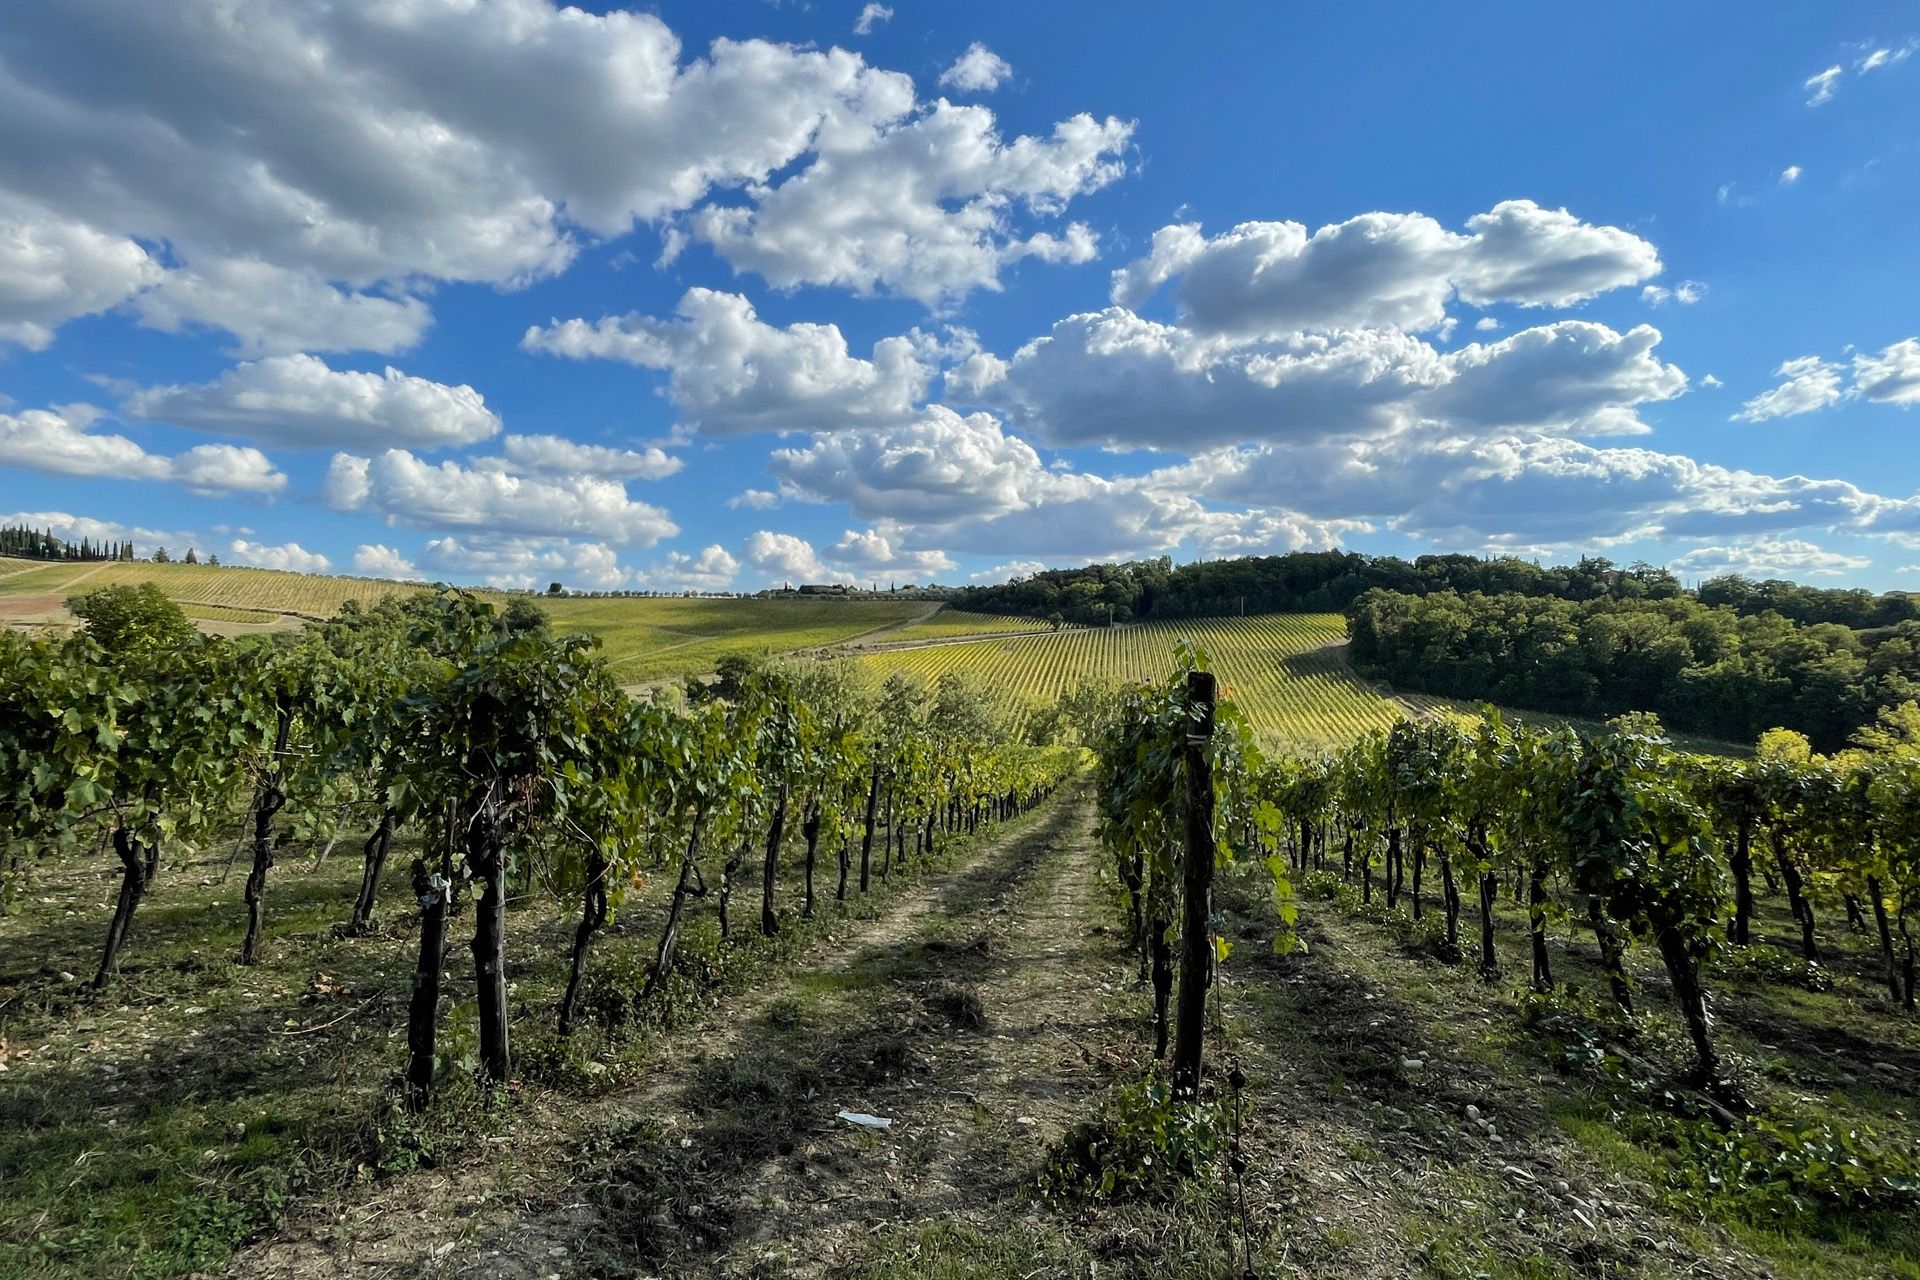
[1172,669,1216,1100]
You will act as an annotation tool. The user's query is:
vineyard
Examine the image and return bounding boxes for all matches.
[858,612,1422,747]
[2,585,1918,1280]
[0,558,945,682]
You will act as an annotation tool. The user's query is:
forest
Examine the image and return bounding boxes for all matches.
[1345,587,1920,750]
[952,550,1920,630]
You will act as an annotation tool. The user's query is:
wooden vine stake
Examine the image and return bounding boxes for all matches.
[1173,668,1217,1100]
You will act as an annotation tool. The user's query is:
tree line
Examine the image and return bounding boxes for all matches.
[0,525,137,563]
[954,550,1920,630]
[1345,588,1920,751]
[0,584,1075,1109]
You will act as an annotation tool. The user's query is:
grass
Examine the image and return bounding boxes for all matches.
[1265,851,1920,1280]
[0,556,933,684]
[0,783,1071,1279]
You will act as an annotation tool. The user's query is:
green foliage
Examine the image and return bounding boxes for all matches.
[1347,585,1920,752]
[66,582,195,652]
[1612,1107,1920,1224]
[1041,1070,1226,1202]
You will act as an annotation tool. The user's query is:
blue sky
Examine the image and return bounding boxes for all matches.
[1,1,1917,591]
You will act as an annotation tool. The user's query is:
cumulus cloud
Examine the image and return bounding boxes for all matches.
[352,543,423,580]
[0,508,197,554]
[634,543,739,592]
[524,288,934,433]
[830,528,955,579]
[0,405,286,495]
[1852,337,1920,406]
[0,3,918,281]
[727,488,781,509]
[692,102,1128,304]
[969,559,1048,582]
[168,443,288,497]
[130,261,433,357]
[0,199,162,350]
[1109,200,1659,338]
[976,309,1684,450]
[768,407,1361,560]
[0,1,958,351]
[1779,165,1803,185]
[1668,535,1869,579]
[228,538,331,572]
[126,354,501,450]
[324,449,677,545]
[1196,430,1904,553]
[1731,340,1920,420]
[853,4,893,36]
[939,43,1012,94]
[501,433,682,480]
[420,534,629,591]
[769,406,1042,521]
[742,530,843,585]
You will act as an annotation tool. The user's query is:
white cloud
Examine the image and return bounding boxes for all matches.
[770,406,1043,521]
[0,3,919,282]
[1804,65,1844,104]
[0,405,285,495]
[1857,44,1915,74]
[1641,280,1706,306]
[939,43,1012,94]
[692,102,1128,304]
[168,443,288,497]
[1110,201,1660,338]
[969,559,1048,583]
[1733,355,1848,421]
[0,509,196,554]
[1779,165,1803,185]
[1851,337,1920,406]
[524,288,933,434]
[324,449,677,545]
[1730,338,1920,420]
[1197,430,1898,552]
[1802,43,1912,106]
[853,4,893,36]
[352,543,423,580]
[501,433,682,480]
[227,538,331,573]
[1474,316,1501,332]
[727,488,781,509]
[1669,536,1869,579]
[742,530,844,585]
[634,543,739,592]
[126,354,501,450]
[0,2,952,351]
[0,200,163,350]
[1702,373,1724,388]
[977,309,1684,450]
[768,408,1361,560]
[130,260,433,357]
[420,534,628,591]
[830,528,955,579]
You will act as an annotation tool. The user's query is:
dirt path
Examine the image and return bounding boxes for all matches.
[229,788,1099,1280]
[658,787,1121,1278]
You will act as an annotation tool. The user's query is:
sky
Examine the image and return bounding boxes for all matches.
[1,1,1918,594]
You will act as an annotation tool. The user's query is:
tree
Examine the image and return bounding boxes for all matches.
[68,583,196,653]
